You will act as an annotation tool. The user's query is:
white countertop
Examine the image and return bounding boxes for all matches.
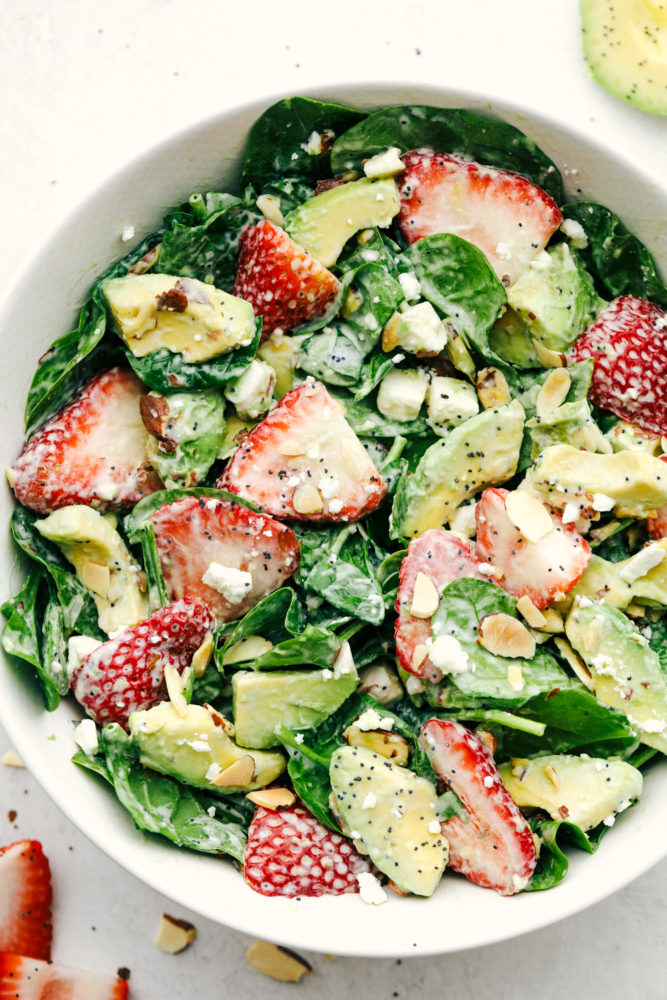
[1,2,666,997]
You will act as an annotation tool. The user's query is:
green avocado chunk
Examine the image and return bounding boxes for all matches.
[489,309,540,369]
[129,702,286,792]
[568,539,667,610]
[391,399,525,538]
[499,753,642,830]
[329,745,448,896]
[142,389,225,489]
[565,601,667,753]
[232,664,358,749]
[526,398,610,461]
[285,177,400,267]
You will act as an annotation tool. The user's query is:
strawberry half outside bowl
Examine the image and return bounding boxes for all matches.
[1,83,666,958]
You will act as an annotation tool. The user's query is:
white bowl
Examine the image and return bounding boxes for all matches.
[1,83,666,958]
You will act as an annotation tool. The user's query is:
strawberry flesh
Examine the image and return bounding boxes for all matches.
[420,719,537,895]
[11,367,162,515]
[244,804,372,897]
[397,150,562,286]
[150,496,300,621]
[70,597,215,728]
[234,220,341,339]
[218,380,386,521]
[0,841,52,961]
[0,954,129,1000]
[475,487,590,609]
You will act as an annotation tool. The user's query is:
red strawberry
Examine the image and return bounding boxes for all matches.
[150,496,300,622]
[218,380,387,521]
[0,954,128,1000]
[233,221,341,339]
[395,529,493,682]
[567,296,667,435]
[397,150,562,286]
[11,367,162,515]
[244,804,372,897]
[475,488,590,609]
[648,501,667,540]
[70,597,215,727]
[0,842,51,961]
[420,719,537,895]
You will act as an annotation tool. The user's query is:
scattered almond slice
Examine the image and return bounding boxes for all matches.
[342,288,363,317]
[81,561,110,599]
[223,635,274,665]
[581,615,604,653]
[204,703,235,735]
[504,491,553,544]
[164,664,189,718]
[246,787,296,809]
[532,338,565,368]
[476,729,498,756]
[246,941,312,983]
[478,613,536,658]
[212,754,256,787]
[516,595,547,629]
[5,465,17,488]
[507,663,525,692]
[256,194,284,227]
[343,724,410,765]
[543,763,561,790]
[190,631,214,676]
[554,637,595,690]
[277,439,305,457]
[1,750,25,768]
[538,607,565,634]
[536,368,572,417]
[410,572,440,618]
[292,483,324,514]
[626,603,647,618]
[412,643,429,671]
[476,367,511,409]
[154,914,196,954]
[381,312,401,352]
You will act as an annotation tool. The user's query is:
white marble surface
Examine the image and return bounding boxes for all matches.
[1,1,666,997]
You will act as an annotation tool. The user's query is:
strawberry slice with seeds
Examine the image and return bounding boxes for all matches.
[567,296,667,436]
[234,221,341,339]
[420,719,537,895]
[0,842,52,961]
[150,496,300,621]
[11,367,162,515]
[395,529,493,682]
[0,954,128,1000]
[70,597,215,728]
[218,380,386,521]
[475,488,590,609]
[244,804,372,897]
[397,150,562,286]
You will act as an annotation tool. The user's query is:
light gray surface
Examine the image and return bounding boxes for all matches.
[1,1,666,996]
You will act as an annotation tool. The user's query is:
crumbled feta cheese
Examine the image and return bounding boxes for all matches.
[121,224,135,242]
[428,820,442,834]
[301,131,323,155]
[320,669,334,681]
[560,218,588,249]
[376,368,429,423]
[512,874,529,892]
[207,805,217,818]
[205,762,223,782]
[619,543,665,584]
[483,775,494,788]
[73,719,99,756]
[495,242,512,261]
[67,635,103,678]
[590,653,615,676]
[574,595,593,608]
[356,708,394,732]
[328,498,344,514]
[202,562,253,604]
[356,871,388,905]
[393,302,448,356]
[363,146,405,178]
[318,473,340,499]
[398,270,422,301]
[449,503,477,539]
[362,792,377,810]
[631,717,666,734]
[224,359,275,419]
[424,635,469,675]
[592,492,615,512]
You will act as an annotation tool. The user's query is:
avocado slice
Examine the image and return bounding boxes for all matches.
[232,664,358,749]
[581,0,667,115]
[565,601,667,753]
[527,444,667,518]
[142,389,225,489]
[329,745,448,896]
[568,539,667,610]
[257,331,302,399]
[391,399,525,538]
[285,178,400,267]
[499,753,642,830]
[36,505,147,634]
[489,309,540,369]
[103,274,256,362]
[526,398,611,461]
[129,702,286,792]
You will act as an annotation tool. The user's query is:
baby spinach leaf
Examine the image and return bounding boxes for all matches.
[41,583,69,696]
[648,617,667,675]
[330,105,563,201]
[241,97,365,189]
[526,816,602,892]
[332,388,431,437]
[1,570,61,710]
[72,747,114,784]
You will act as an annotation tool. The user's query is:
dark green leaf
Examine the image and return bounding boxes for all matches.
[1,570,60,710]
[526,816,602,892]
[294,524,386,624]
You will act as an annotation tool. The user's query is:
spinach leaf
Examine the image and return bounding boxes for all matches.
[526,816,603,892]
[40,582,69,695]
[1,570,61,711]
[332,388,431,438]
[241,97,365,189]
[124,486,258,541]
[330,105,563,201]
[191,663,225,705]
[72,747,114,784]
[648,617,667,675]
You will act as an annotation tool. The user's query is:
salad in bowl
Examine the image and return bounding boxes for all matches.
[3,95,667,913]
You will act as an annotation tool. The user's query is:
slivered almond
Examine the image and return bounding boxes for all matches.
[538,607,565,634]
[223,634,274,665]
[478,613,536,658]
[382,312,401,352]
[507,663,525,692]
[412,643,429,670]
[246,941,312,983]
[357,228,375,246]
[476,367,511,409]
[543,763,561,790]
[343,287,363,317]
[505,491,553,544]
[554,637,595,690]
[191,631,214,676]
[1,750,25,768]
[511,757,529,778]
[204,703,235,735]
[164,664,188,717]
[256,193,284,227]
[212,754,256,787]
[532,338,565,368]
[536,368,572,417]
[277,439,305,456]
[246,787,296,809]
[154,914,196,954]
[81,561,110,599]
[410,572,440,618]
[516,595,547,629]
[292,483,324,514]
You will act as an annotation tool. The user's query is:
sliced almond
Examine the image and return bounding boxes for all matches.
[412,644,429,671]
[1,750,24,768]
[81,561,110,599]
[476,367,511,409]
[476,730,497,756]
[538,607,565,634]
[277,439,305,456]
[5,466,16,489]
[543,763,561,790]
[505,491,553,544]
[204,703,235,735]
[516,595,547,629]
[256,193,284,227]
[381,312,402,352]
[212,754,256,787]
[478,613,536,658]
[154,914,196,954]
[223,634,274,665]
[357,227,375,246]
[164,664,188,718]
[343,724,410,765]
[246,941,312,983]
[536,368,572,417]
[410,572,440,619]
[626,603,647,618]
[190,631,214,676]
[342,287,363,317]
[292,483,324,514]
[588,519,623,545]
[532,338,565,368]
[507,663,525,692]
[246,787,296,809]
[554,636,595,690]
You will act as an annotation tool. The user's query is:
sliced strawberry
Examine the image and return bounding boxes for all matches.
[150,496,300,621]
[0,954,128,1000]
[218,379,386,521]
[0,842,51,961]
[395,529,493,682]
[244,804,372,897]
[475,488,590,609]
[648,501,667,540]
[567,296,667,435]
[397,150,562,286]
[11,367,162,515]
[233,220,341,339]
[71,597,215,728]
[420,719,537,895]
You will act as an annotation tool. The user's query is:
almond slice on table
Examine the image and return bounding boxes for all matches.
[246,941,312,982]
[478,613,536,659]
[504,491,553,544]
[154,914,196,954]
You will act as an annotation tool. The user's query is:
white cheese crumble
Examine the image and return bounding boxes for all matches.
[495,242,512,261]
[362,792,377,810]
[619,543,665,584]
[483,775,495,788]
[356,708,394,732]
[428,819,442,834]
[301,131,323,155]
[318,473,340,499]
[202,562,253,603]
[121,224,135,242]
[398,270,422,301]
[560,218,588,249]
[73,719,99,757]
[295,733,305,744]
[328,498,344,515]
[424,635,469,675]
[363,146,405,178]
[67,635,103,678]
[356,871,388,905]
[561,501,580,525]
[592,492,615,512]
